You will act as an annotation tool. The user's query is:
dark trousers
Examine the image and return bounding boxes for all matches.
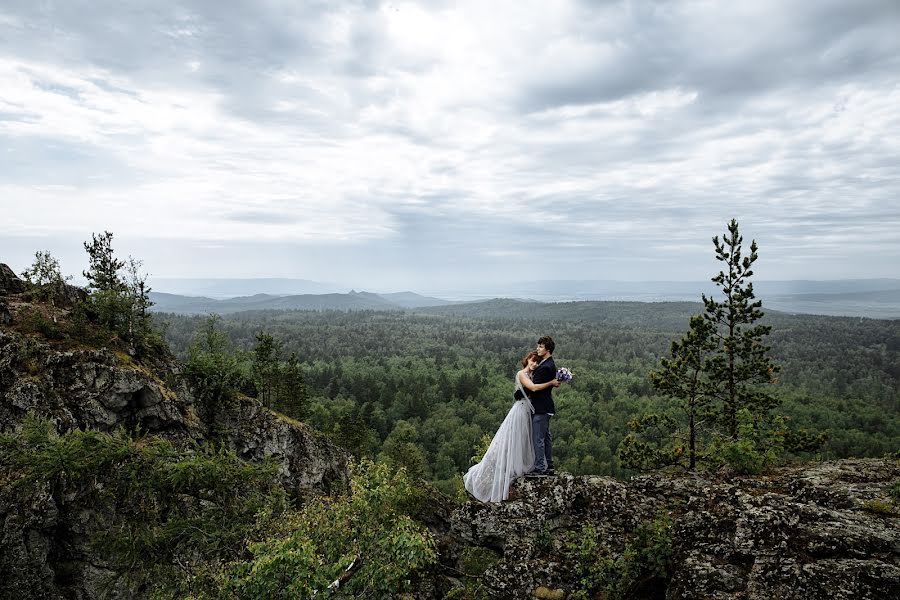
[532,413,553,472]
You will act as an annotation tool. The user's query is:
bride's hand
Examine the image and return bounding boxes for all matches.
[551,379,561,387]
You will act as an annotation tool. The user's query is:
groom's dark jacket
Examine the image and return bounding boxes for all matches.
[530,356,556,415]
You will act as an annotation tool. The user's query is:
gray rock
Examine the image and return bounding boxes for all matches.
[444,460,900,599]
[0,322,350,599]
[0,263,25,296]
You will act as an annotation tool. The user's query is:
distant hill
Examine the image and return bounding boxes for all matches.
[765,288,900,319]
[149,279,900,319]
[376,291,455,308]
[152,277,345,298]
[149,290,452,315]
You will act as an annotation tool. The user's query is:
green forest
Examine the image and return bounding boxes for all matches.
[156,300,900,495]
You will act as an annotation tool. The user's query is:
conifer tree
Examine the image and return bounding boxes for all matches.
[83,231,125,293]
[649,314,718,470]
[619,219,782,473]
[82,231,130,334]
[252,331,280,408]
[276,352,307,419]
[124,256,154,341]
[702,219,780,440]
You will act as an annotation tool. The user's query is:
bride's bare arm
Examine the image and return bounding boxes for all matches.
[517,370,560,391]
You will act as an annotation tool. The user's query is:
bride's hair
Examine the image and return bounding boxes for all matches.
[521,351,540,367]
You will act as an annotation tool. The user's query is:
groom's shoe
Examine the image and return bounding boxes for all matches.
[525,470,548,478]
[545,468,556,476]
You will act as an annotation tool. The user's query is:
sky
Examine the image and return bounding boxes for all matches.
[1,0,899,292]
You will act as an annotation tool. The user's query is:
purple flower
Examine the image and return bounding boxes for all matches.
[556,367,573,382]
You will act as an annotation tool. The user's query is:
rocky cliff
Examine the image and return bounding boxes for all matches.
[441,459,899,599]
[0,265,349,598]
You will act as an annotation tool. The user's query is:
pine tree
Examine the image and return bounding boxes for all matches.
[83,231,125,293]
[82,231,129,334]
[648,314,718,470]
[124,256,154,342]
[618,219,782,473]
[275,352,307,420]
[702,219,780,440]
[252,331,280,408]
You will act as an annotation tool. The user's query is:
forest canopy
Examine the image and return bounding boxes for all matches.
[156,303,900,493]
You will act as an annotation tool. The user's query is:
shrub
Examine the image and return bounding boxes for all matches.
[566,513,673,600]
[216,459,437,598]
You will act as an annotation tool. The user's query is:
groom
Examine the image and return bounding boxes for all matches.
[527,336,558,477]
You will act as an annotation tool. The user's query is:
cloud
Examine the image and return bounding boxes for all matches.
[1,0,899,287]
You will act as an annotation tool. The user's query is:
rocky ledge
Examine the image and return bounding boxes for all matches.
[447,459,900,599]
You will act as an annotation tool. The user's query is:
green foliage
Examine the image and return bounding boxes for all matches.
[16,306,66,340]
[20,250,71,306]
[156,301,900,482]
[251,330,308,419]
[888,479,900,506]
[860,499,897,515]
[183,315,247,436]
[470,433,493,465]
[620,220,804,475]
[707,409,784,475]
[459,546,500,577]
[443,547,499,600]
[618,413,684,472]
[566,513,673,600]
[702,219,781,439]
[76,232,163,355]
[379,420,431,480]
[0,415,285,596]
[83,230,126,293]
[216,459,436,599]
[123,256,155,349]
[783,425,830,454]
[888,480,900,505]
[535,521,555,553]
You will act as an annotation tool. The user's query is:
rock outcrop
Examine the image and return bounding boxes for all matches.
[444,459,899,599]
[0,263,25,295]
[0,265,350,599]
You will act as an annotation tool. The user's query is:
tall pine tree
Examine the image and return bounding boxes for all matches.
[702,219,780,440]
[619,219,782,473]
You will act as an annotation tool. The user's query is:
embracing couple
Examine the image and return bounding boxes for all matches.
[463,336,564,503]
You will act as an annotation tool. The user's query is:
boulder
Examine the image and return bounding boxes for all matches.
[0,263,25,295]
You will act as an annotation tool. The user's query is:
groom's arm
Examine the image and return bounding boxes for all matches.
[532,362,555,385]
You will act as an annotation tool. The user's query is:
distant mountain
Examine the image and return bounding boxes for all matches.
[443,279,900,303]
[418,298,706,330]
[765,288,900,319]
[376,291,455,308]
[152,278,345,299]
[149,279,900,318]
[149,290,452,315]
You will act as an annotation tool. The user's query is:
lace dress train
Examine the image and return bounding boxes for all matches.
[463,380,535,502]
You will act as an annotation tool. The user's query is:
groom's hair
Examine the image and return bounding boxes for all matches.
[521,351,539,367]
[537,336,555,354]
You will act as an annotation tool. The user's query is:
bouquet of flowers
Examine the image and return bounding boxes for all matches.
[556,367,574,382]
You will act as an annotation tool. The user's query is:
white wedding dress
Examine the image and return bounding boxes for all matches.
[463,377,535,502]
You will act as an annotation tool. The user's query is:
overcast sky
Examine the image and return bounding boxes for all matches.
[1,0,899,292]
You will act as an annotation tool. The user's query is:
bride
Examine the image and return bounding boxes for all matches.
[463,351,560,502]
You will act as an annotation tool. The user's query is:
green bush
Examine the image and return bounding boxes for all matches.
[0,416,285,596]
[1,418,436,598]
[889,480,900,505]
[708,410,783,475]
[216,459,437,598]
[566,513,673,600]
